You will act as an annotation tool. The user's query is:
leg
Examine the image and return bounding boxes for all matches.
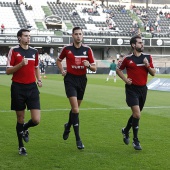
[113,72,116,82]
[16,110,25,148]
[131,105,140,139]
[122,114,133,145]
[23,109,40,143]
[131,105,142,150]
[63,110,72,140]
[69,97,84,149]
[106,71,111,81]
[24,109,40,129]
[16,110,27,155]
[69,96,81,141]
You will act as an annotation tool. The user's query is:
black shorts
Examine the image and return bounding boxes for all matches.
[64,73,87,100]
[125,84,147,111]
[11,82,40,111]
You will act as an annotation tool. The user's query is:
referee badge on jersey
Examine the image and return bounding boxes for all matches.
[75,58,81,65]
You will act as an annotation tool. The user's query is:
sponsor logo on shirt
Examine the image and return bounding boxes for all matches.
[71,65,85,69]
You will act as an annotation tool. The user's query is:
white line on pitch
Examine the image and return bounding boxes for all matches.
[1,106,170,112]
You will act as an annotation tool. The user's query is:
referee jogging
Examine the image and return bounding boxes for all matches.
[116,35,156,150]
[57,27,97,149]
[6,29,42,156]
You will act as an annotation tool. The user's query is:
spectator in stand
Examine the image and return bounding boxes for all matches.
[145,24,150,32]
[19,0,24,5]
[26,20,32,29]
[100,0,104,6]
[159,10,163,16]
[1,23,5,34]
[166,13,170,19]
[28,5,33,10]
[49,47,54,58]
[157,25,161,33]
[56,0,61,4]
[156,14,161,25]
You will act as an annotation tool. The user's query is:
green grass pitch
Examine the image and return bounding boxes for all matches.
[0,74,169,170]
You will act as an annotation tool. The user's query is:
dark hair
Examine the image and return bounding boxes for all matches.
[130,35,142,49]
[72,27,82,34]
[112,59,115,62]
[17,28,30,37]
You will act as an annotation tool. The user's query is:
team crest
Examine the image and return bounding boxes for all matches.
[83,51,87,55]
[32,54,35,59]
[75,58,81,65]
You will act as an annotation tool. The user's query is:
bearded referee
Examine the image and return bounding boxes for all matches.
[116,35,156,150]
[6,29,42,156]
[57,27,97,149]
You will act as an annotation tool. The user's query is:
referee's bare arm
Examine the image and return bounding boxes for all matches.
[6,58,28,75]
[56,58,66,76]
[116,68,132,85]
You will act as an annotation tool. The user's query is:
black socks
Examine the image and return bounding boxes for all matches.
[23,119,38,130]
[71,112,80,141]
[16,122,24,148]
[132,117,139,139]
[124,115,133,133]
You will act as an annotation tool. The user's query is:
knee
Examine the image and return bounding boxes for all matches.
[133,113,141,119]
[72,107,79,113]
[32,118,40,125]
[17,115,25,124]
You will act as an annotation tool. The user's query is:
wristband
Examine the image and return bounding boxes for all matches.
[37,80,42,83]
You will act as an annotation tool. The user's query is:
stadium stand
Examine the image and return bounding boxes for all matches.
[0,0,170,66]
[0,0,170,37]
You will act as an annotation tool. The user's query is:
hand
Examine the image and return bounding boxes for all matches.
[61,70,67,76]
[21,58,28,66]
[82,60,90,67]
[143,57,149,67]
[125,78,132,85]
[37,80,42,87]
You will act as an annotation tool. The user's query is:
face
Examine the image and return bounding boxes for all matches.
[72,29,83,44]
[134,38,144,52]
[19,31,30,45]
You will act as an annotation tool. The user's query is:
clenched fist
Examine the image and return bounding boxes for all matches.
[82,60,90,67]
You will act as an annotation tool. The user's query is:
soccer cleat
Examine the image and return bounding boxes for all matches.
[122,128,130,145]
[22,130,29,143]
[133,138,142,150]
[18,147,27,156]
[63,123,70,140]
[76,140,84,150]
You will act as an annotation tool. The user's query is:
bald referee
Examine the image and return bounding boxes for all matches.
[6,29,42,156]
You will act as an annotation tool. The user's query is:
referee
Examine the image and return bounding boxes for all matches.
[116,35,156,150]
[6,29,42,155]
[56,27,97,149]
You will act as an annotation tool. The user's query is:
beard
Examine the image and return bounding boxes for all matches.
[136,47,144,52]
